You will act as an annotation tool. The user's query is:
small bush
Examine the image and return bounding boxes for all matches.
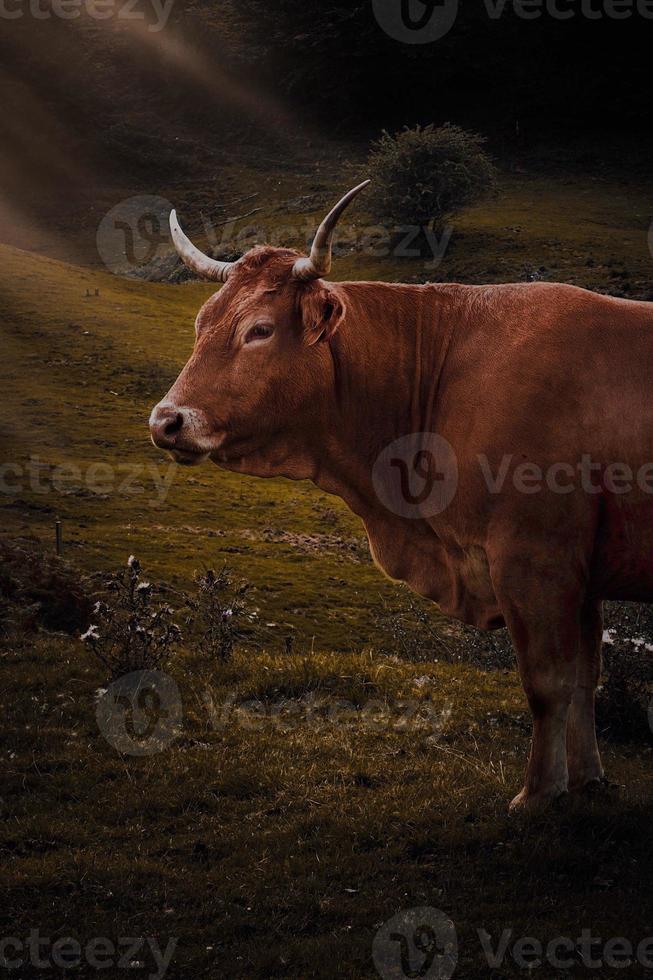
[366,123,496,229]
[0,538,92,635]
[189,566,251,662]
[82,556,183,679]
[81,557,255,679]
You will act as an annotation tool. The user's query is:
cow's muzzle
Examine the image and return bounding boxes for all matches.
[149,402,212,465]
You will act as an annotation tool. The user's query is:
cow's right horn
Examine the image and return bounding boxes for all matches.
[292,180,370,281]
[169,209,234,282]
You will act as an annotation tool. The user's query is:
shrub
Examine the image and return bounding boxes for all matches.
[189,566,251,662]
[366,123,496,229]
[82,556,183,679]
[0,538,92,635]
[81,558,255,679]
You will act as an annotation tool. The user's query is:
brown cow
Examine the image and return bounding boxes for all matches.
[150,182,653,810]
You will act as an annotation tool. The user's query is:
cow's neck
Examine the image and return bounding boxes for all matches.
[313,280,460,518]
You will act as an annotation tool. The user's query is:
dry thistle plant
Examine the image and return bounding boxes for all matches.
[82,556,182,679]
[189,566,251,662]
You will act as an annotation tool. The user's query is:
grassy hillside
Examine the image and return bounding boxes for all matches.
[3,183,653,977]
[3,161,651,650]
[3,582,653,978]
[0,241,416,653]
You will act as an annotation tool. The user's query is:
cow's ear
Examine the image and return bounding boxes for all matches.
[298,282,346,346]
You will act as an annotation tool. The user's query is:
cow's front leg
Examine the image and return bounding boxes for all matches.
[567,598,604,790]
[492,558,582,810]
[509,658,577,811]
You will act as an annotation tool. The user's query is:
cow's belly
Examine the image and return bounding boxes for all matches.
[365,518,504,630]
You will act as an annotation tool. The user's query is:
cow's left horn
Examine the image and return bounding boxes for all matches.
[292,180,370,281]
[169,209,234,282]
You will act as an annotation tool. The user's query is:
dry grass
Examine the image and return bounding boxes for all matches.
[2,168,653,977]
[2,619,653,978]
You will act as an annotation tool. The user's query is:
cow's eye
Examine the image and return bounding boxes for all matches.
[244,323,274,345]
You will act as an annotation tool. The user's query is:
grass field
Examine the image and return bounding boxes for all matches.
[3,167,653,978]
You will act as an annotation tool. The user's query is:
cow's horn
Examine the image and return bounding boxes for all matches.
[169,209,234,282]
[292,180,371,281]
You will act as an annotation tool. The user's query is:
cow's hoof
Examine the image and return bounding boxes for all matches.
[568,765,605,792]
[570,775,621,795]
[509,786,568,812]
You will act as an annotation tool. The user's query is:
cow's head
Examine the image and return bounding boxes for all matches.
[149,181,369,478]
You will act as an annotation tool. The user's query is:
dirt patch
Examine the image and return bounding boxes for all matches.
[240,526,369,562]
[142,523,368,562]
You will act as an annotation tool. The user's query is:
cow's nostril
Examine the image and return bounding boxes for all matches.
[163,412,184,437]
[150,404,190,450]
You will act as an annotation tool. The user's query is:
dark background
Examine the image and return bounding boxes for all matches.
[1,0,651,248]
[2,7,653,978]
